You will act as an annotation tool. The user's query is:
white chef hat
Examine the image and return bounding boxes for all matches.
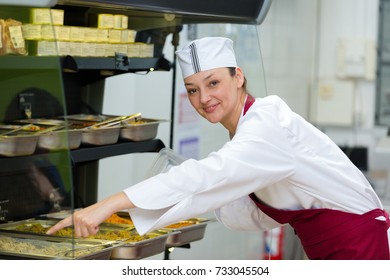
[175,37,237,79]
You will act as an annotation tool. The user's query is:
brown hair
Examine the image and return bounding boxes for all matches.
[228,67,248,92]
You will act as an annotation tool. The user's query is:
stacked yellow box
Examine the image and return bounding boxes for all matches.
[20,9,153,58]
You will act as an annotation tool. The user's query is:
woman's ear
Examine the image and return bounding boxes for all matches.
[235,67,245,88]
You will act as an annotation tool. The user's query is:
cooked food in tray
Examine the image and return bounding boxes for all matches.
[163,218,213,247]
[104,213,134,226]
[103,212,212,248]
[120,117,167,141]
[5,220,146,242]
[0,218,172,259]
[0,120,81,152]
[0,113,166,156]
[64,114,140,146]
[0,232,117,259]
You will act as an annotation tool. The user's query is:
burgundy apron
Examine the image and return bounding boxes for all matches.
[243,95,390,259]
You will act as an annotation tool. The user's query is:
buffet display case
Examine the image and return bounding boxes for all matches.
[0,0,271,259]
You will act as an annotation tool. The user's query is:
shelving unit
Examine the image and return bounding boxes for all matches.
[70,139,165,163]
[0,139,165,167]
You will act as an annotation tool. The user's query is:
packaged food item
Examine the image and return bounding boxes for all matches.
[114,14,128,29]
[127,43,140,57]
[96,14,115,29]
[95,43,107,57]
[50,9,64,26]
[22,24,42,40]
[139,43,154,58]
[112,43,128,55]
[0,18,28,56]
[55,26,71,41]
[84,27,98,42]
[30,8,52,25]
[108,29,121,43]
[69,26,85,42]
[30,8,64,25]
[121,29,136,43]
[26,40,57,56]
[40,24,56,40]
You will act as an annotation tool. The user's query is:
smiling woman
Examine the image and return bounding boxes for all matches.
[48,36,390,260]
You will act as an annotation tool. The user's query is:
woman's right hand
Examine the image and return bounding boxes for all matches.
[46,191,134,237]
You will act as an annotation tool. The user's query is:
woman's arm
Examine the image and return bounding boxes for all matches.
[46,191,134,237]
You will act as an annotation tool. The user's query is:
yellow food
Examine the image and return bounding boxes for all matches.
[165,221,195,229]
[14,223,147,242]
[104,213,134,225]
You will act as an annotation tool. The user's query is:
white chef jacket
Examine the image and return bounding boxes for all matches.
[125,95,384,235]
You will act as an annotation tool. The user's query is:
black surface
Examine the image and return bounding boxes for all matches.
[70,138,165,163]
[57,0,268,25]
[0,139,166,170]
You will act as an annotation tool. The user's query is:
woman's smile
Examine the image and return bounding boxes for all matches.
[203,103,219,113]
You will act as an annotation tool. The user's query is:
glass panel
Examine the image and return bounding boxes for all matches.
[188,23,267,97]
[0,6,75,258]
[377,0,390,126]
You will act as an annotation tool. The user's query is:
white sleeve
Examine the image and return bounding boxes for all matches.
[214,195,282,231]
[124,111,295,235]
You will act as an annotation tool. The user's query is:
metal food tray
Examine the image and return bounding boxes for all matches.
[0,134,39,157]
[110,230,175,260]
[81,126,120,145]
[120,118,165,141]
[64,114,112,122]
[0,231,119,260]
[0,219,171,260]
[64,114,121,146]
[163,218,212,247]
[37,129,82,150]
[9,119,82,151]
[0,218,133,237]
[0,218,64,232]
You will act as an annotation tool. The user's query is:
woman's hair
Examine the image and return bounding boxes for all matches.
[228,67,248,92]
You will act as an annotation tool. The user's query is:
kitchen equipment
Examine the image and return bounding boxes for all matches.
[11,119,81,151]
[65,114,142,146]
[163,218,212,247]
[120,118,167,141]
[0,218,174,260]
[110,230,176,260]
[0,231,119,260]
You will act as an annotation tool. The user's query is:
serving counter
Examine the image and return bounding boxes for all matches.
[0,0,270,259]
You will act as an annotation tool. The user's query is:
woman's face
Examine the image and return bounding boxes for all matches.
[184,67,245,129]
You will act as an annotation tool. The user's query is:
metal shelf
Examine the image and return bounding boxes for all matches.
[0,55,169,72]
[70,138,165,163]
[61,55,170,72]
[0,139,165,172]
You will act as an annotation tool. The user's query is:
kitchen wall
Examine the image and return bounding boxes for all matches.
[96,0,388,259]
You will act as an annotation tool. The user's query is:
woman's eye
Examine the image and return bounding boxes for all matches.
[187,89,197,95]
[210,81,218,87]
